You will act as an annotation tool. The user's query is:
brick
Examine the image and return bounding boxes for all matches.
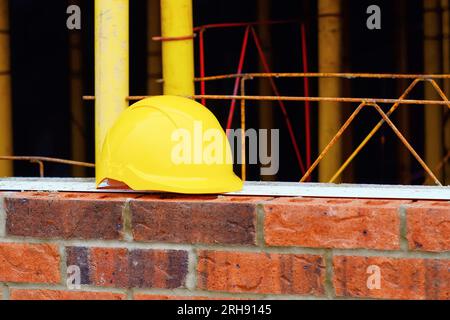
[0,243,60,284]
[406,201,450,252]
[5,192,127,240]
[264,198,400,249]
[10,289,126,300]
[66,247,188,289]
[197,250,325,296]
[131,197,256,245]
[333,256,450,300]
[134,294,225,300]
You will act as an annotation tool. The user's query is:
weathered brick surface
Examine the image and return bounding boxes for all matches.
[0,191,448,301]
[10,289,126,300]
[406,201,450,252]
[66,247,188,289]
[264,198,401,250]
[131,197,256,245]
[134,294,227,300]
[333,256,450,300]
[197,250,325,296]
[5,192,127,240]
[0,243,60,283]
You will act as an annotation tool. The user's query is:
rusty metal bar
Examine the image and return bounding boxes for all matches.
[83,72,450,102]
[300,101,366,182]
[80,71,450,186]
[300,102,367,182]
[83,94,450,105]
[188,95,450,105]
[0,156,95,178]
[83,94,450,106]
[428,79,450,110]
[329,79,422,183]
[299,100,442,186]
[368,103,442,186]
[152,34,196,41]
[192,20,301,32]
[30,160,44,177]
[194,72,450,81]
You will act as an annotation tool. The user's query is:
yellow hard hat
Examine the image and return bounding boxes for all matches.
[97,95,243,194]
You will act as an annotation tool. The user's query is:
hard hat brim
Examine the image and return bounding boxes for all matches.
[97,168,243,194]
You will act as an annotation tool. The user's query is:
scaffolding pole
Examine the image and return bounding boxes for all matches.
[318,0,342,182]
[0,0,12,176]
[147,0,162,95]
[94,0,129,177]
[160,0,194,96]
[424,0,444,183]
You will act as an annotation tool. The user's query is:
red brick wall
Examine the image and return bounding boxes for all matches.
[0,192,448,300]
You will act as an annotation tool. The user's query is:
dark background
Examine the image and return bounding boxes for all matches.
[9,0,428,184]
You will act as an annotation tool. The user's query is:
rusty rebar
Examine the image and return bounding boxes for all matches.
[300,101,442,186]
[368,103,442,186]
[0,156,95,178]
[428,79,450,110]
[300,102,367,182]
[194,72,450,81]
[80,72,449,186]
[330,78,450,184]
[91,94,450,105]
[329,79,422,183]
[193,20,301,32]
[188,95,450,105]
[30,160,44,177]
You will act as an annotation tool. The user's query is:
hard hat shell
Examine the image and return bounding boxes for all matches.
[97,95,243,194]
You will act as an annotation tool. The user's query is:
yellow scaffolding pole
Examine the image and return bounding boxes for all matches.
[0,0,12,176]
[424,0,444,183]
[318,0,342,182]
[94,0,129,177]
[160,0,195,96]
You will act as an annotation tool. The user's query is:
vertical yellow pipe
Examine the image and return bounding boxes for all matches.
[95,0,129,177]
[424,0,443,183]
[318,0,342,182]
[257,0,275,181]
[442,0,450,184]
[160,0,194,96]
[147,0,162,95]
[0,0,12,176]
[69,3,85,177]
